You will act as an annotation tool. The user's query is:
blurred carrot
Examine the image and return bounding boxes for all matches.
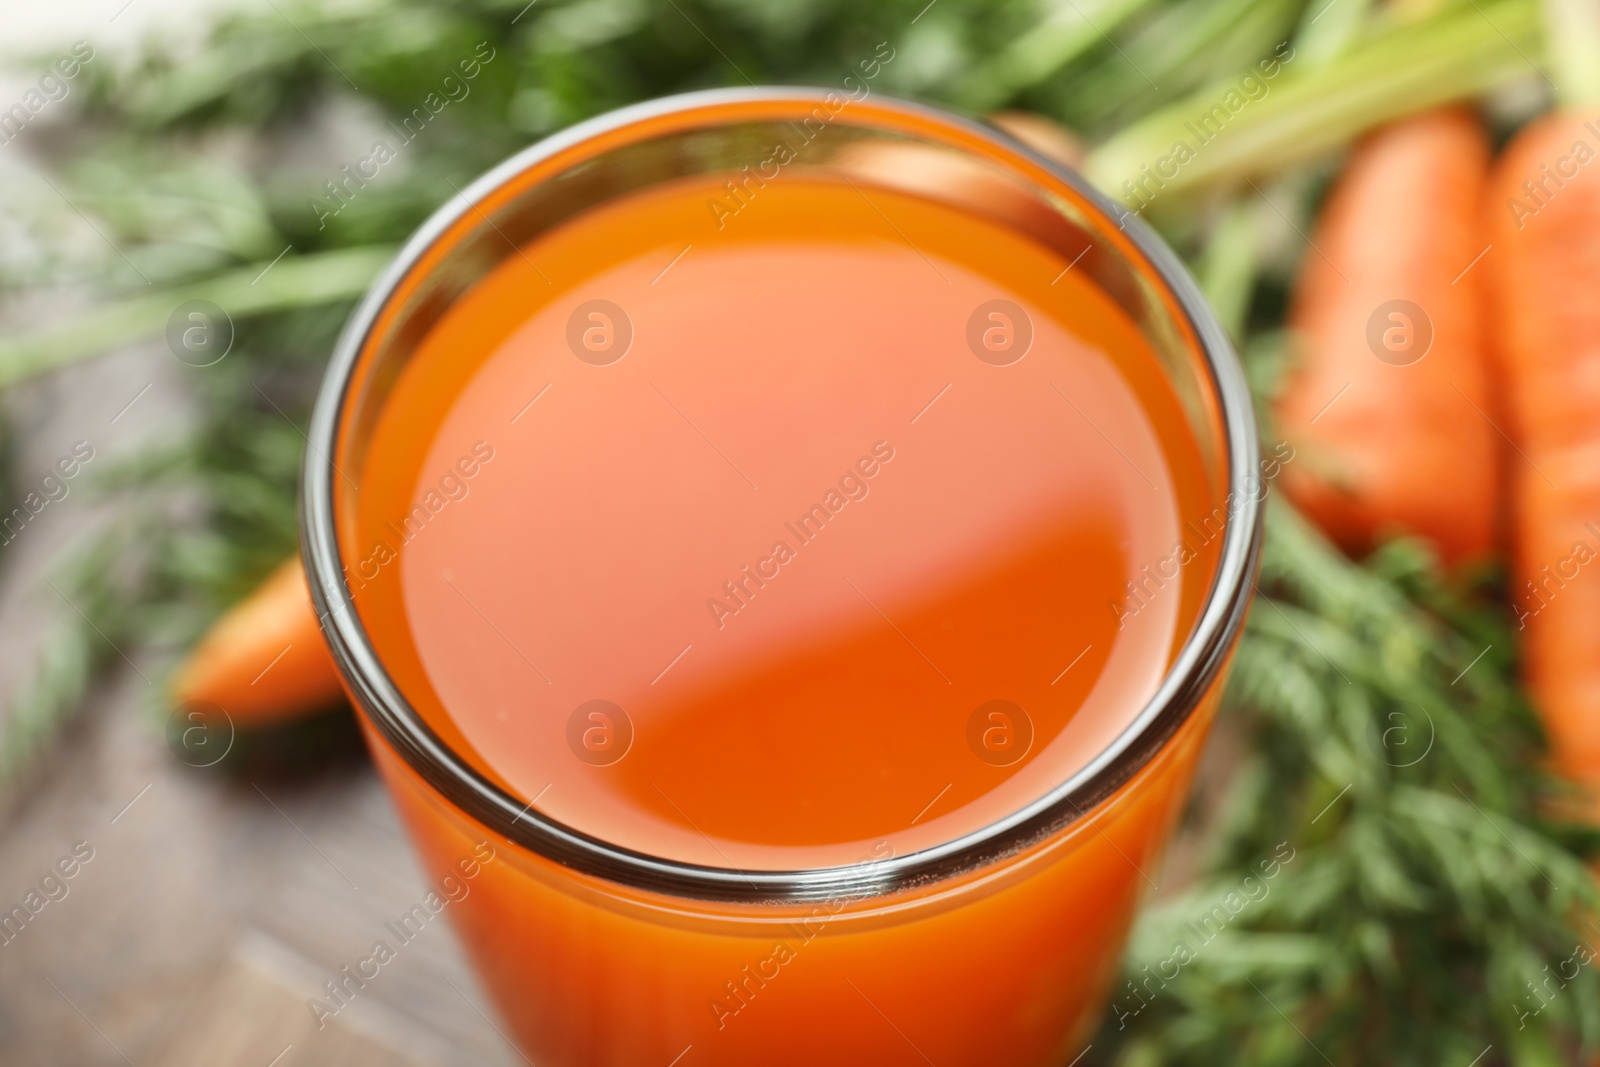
[1485,0,1600,789]
[988,111,1085,168]
[1275,107,1500,566]
[170,557,344,728]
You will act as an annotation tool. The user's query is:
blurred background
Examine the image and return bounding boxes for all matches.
[0,0,1595,1064]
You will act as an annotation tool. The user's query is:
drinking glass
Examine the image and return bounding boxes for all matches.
[302,87,1261,1067]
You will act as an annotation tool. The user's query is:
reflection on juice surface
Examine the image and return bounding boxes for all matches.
[348,175,1218,874]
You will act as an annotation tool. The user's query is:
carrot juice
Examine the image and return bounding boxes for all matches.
[305,90,1259,1067]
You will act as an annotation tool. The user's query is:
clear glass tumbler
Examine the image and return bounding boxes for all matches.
[302,87,1261,1067]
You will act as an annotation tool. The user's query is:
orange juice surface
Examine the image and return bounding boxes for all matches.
[345,173,1216,873]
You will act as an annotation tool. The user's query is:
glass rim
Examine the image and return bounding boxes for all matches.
[300,86,1264,905]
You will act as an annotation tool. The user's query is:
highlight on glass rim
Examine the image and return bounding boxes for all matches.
[0,0,1597,1064]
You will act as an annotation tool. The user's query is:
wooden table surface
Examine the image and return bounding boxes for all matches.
[0,680,525,1067]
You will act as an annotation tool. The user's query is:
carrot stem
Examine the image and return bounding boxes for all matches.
[953,0,1162,111]
[1294,0,1373,66]
[1085,0,1543,201]
[1542,0,1600,107]
[0,245,394,389]
[1193,199,1260,341]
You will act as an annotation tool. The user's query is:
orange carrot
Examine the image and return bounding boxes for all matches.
[170,556,345,728]
[1487,103,1600,788]
[988,111,1085,168]
[1487,0,1600,793]
[832,111,1088,265]
[1275,108,1500,566]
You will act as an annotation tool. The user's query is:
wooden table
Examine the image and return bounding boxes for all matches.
[0,677,524,1066]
